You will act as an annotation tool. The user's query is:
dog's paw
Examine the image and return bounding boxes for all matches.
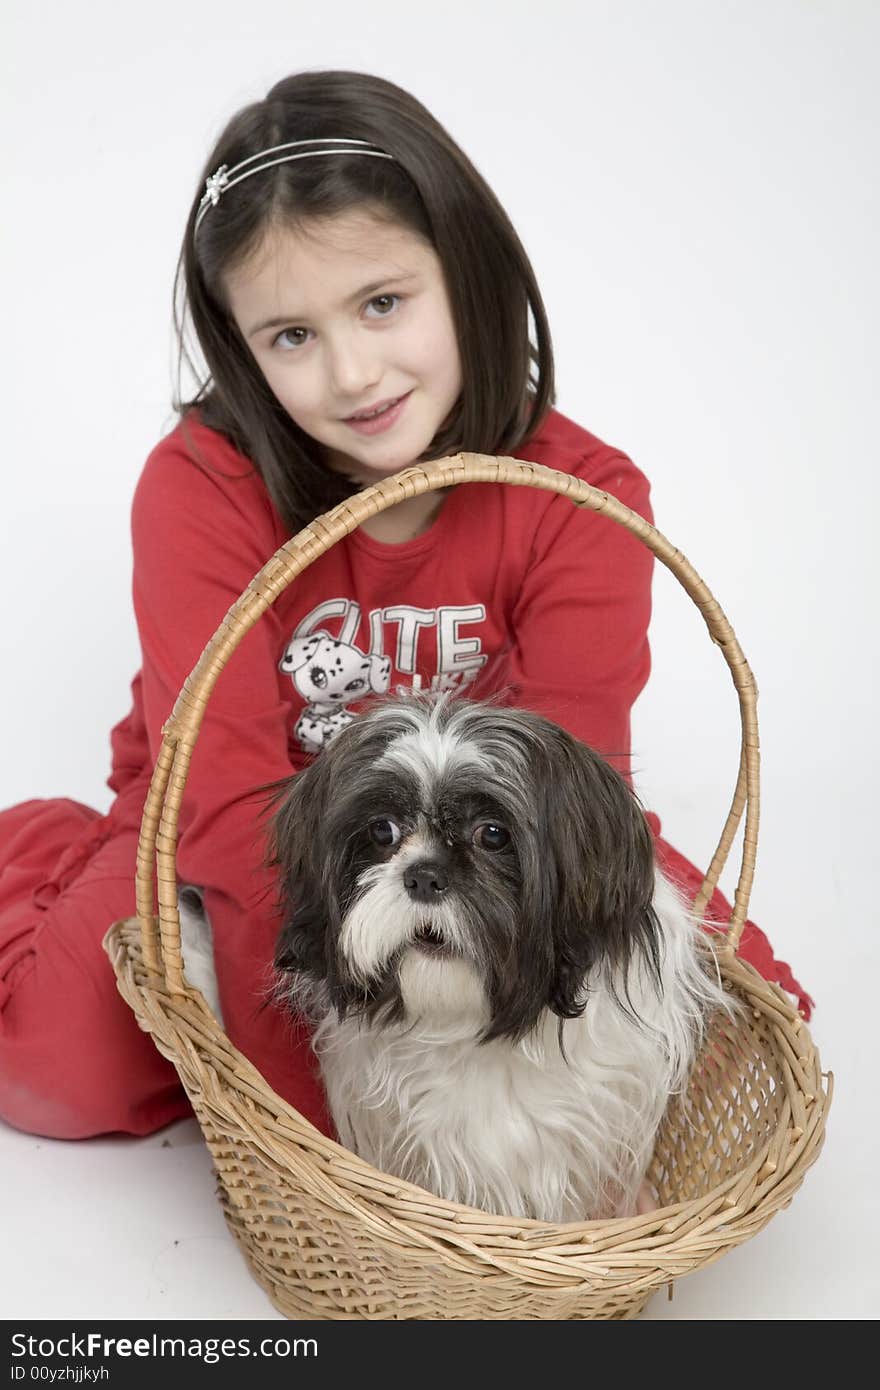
[178,890,224,1025]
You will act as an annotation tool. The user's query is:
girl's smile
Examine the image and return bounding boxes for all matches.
[342,389,413,435]
[224,211,463,485]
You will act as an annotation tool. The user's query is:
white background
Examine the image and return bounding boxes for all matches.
[2,0,877,1320]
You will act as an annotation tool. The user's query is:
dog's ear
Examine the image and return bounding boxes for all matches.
[274,897,331,980]
[269,750,339,983]
[279,629,333,673]
[532,729,661,1019]
[368,653,393,693]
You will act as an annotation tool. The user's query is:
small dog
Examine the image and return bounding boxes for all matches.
[266,693,732,1224]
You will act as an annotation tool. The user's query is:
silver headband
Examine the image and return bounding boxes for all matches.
[194,137,395,233]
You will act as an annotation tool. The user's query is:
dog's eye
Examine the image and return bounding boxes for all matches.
[369,818,402,848]
[473,823,510,851]
[309,665,328,688]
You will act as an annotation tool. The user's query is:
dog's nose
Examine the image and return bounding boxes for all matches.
[403,862,449,902]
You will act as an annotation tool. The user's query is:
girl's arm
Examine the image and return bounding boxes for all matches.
[131,427,332,1131]
[476,446,654,784]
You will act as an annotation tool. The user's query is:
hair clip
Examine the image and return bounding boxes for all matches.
[202,165,230,208]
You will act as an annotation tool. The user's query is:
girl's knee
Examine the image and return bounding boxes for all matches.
[0,955,189,1139]
[0,1045,189,1140]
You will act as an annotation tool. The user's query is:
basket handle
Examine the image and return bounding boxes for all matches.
[134,453,758,989]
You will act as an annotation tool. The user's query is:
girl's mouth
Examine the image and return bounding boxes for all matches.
[343,391,412,436]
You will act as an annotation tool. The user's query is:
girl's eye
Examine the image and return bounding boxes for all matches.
[369,818,402,849]
[274,326,311,351]
[364,294,400,319]
[472,823,510,852]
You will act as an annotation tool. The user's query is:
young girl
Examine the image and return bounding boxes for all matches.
[0,70,812,1142]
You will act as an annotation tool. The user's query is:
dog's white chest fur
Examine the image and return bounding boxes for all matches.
[317,1011,655,1222]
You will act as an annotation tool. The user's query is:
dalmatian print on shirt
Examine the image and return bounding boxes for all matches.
[279,598,488,754]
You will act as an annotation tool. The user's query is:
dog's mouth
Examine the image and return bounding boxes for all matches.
[412,921,450,954]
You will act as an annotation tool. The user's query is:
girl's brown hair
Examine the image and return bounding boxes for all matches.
[175,70,555,534]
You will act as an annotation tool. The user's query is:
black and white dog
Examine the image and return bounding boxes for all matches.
[250,693,730,1223]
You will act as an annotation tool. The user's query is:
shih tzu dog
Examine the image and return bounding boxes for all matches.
[261,692,732,1224]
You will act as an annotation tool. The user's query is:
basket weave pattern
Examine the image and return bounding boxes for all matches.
[105,454,830,1320]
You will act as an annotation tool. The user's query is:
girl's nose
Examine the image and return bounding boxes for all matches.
[327,334,381,398]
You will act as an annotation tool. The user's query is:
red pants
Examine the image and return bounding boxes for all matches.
[0,797,813,1142]
[0,796,191,1139]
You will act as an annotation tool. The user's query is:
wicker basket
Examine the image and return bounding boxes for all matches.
[104,453,830,1320]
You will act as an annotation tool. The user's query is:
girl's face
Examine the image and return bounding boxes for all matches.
[224,210,463,483]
